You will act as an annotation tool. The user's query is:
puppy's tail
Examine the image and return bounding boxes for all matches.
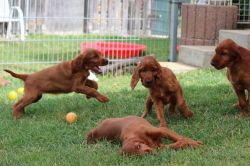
[4,69,28,81]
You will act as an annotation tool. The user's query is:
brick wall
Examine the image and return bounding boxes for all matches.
[181,4,238,46]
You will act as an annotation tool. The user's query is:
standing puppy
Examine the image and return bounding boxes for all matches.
[130,56,193,127]
[211,39,250,116]
[87,116,202,155]
[5,48,109,118]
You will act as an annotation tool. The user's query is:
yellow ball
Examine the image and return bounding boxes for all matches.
[8,91,17,101]
[65,112,77,124]
[17,87,24,95]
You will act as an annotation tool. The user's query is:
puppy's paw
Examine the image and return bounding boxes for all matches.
[141,112,148,118]
[169,139,203,150]
[159,123,167,128]
[239,111,250,117]
[97,95,109,103]
[87,132,94,144]
[183,111,193,118]
[12,109,25,119]
[233,102,240,109]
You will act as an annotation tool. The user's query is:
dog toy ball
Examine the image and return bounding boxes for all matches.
[65,112,77,124]
[17,87,24,95]
[8,91,17,101]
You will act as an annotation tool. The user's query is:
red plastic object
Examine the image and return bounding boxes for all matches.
[176,44,180,54]
[81,42,146,59]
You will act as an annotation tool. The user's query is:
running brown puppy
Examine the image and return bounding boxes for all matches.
[130,56,193,127]
[4,48,109,118]
[211,39,250,116]
[87,116,202,155]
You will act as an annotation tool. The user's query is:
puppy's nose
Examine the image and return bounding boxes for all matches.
[104,59,109,65]
[210,61,216,66]
[146,80,153,85]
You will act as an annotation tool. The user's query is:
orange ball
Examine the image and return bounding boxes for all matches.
[65,112,77,124]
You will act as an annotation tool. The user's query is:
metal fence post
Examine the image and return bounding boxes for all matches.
[169,0,180,62]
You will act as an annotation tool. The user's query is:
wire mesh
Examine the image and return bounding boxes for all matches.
[0,0,170,76]
[233,0,250,24]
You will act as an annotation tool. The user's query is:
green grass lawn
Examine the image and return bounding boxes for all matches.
[1,68,250,165]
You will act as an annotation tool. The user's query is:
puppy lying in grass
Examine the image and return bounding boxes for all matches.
[131,56,193,127]
[4,48,109,118]
[87,116,202,155]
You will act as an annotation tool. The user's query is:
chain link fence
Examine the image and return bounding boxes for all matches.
[233,0,250,24]
[0,0,170,76]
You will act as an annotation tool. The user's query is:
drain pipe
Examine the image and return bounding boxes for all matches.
[169,0,180,62]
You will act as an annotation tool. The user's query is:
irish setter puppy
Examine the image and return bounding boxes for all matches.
[211,39,250,116]
[130,56,193,127]
[87,116,202,155]
[4,48,109,118]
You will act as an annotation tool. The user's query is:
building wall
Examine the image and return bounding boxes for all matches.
[181,4,238,45]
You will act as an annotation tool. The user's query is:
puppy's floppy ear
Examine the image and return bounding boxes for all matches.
[130,63,140,90]
[155,63,162,81]
[71,55,85,73]
[231,43,244,60]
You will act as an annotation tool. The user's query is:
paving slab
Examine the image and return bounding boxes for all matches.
[178,45,215,67]
[159,62,197,74]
